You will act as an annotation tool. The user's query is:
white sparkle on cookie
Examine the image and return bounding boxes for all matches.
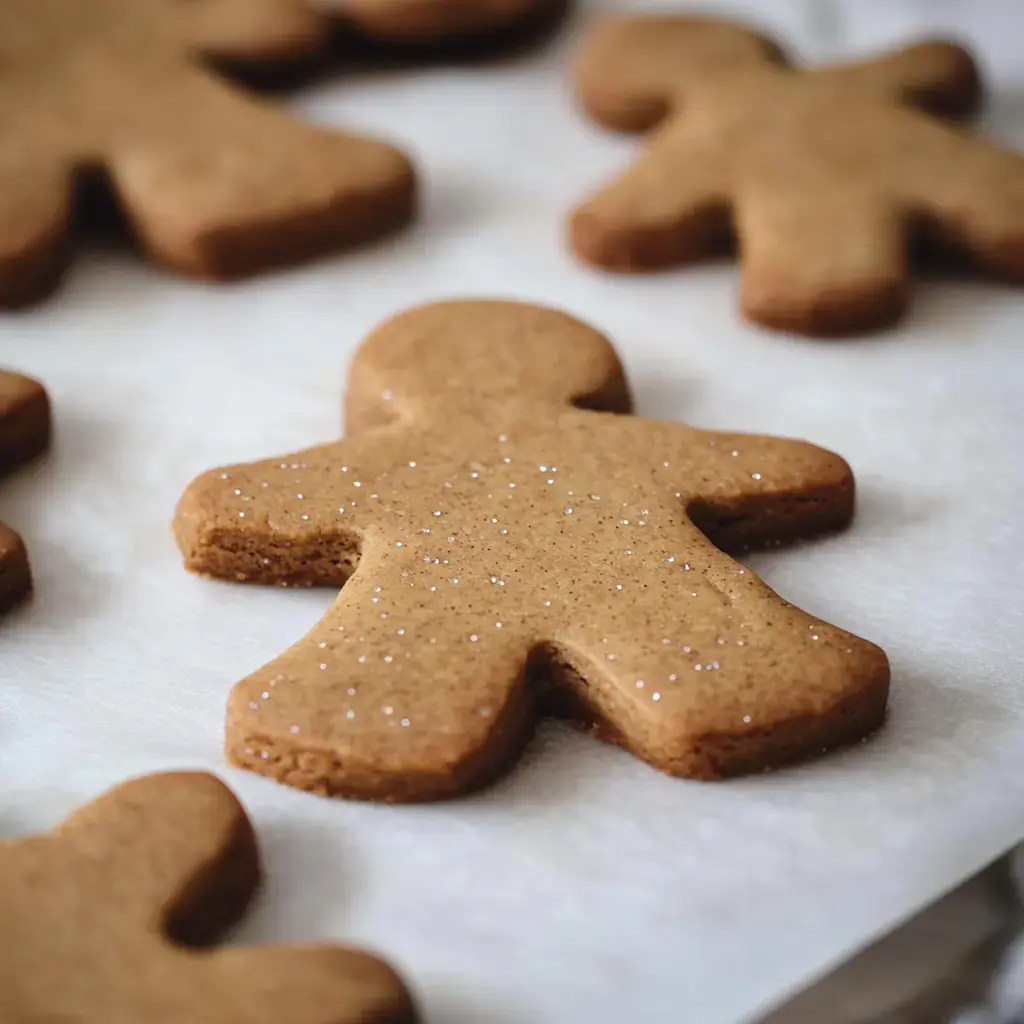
[249,700,259,709]
[564,508,573,515]
[469,634,479,642]
[652,692,661,701]
[408,461,416,468]
[635,679,645,688]
[346,709,356,719]
[606,654,615,661]
[743,715,752,724]
[383,706,394,716]
[666,556,676,563]
[289,724,300,734]
[384,655,393,663]
[751,472,762,481]
[357,655,367,663]
[353,481,361,487]
[401,718,411,727]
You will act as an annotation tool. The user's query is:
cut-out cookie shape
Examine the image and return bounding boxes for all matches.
[0,0,415,307]
[315,0,565,45]
[175,300,890,802]
[0,770,418,1022]
[570,15,1024,336]
[0,371,50,615]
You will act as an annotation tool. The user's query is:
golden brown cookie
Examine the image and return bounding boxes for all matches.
[174,300,890,802]
[0,0,415,307]
[0,770,418,1022]
[0,371,50,616]
[319,0,563,44]
[570,15,1024,336]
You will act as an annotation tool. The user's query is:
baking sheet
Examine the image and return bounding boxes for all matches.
[2,1,1024,1021]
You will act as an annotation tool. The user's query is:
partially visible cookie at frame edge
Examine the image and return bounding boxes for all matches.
[0,0,415,308]
[313,0,565,45]
[174,300,890,803]
[569,14,1024,337]
[0,770,418,1022]
[0,371,50,615]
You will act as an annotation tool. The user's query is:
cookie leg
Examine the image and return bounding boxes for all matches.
[0,158,74,307]
[552,573,889,780]
[225,574,539,802]
[570,141,731,270]
[108,79,415,281]
[735,190,909,336]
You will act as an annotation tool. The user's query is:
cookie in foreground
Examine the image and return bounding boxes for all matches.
[0,770,417,1022]
[175,300,890,801]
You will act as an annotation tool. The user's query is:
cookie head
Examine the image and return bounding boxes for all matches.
[345,299,632,431]
[574,14,787,132]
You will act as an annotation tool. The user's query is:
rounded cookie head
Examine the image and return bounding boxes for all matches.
[345,299,632,432]
[575,14,787,132]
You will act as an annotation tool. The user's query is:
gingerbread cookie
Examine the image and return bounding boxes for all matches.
[0,371,50,615]
[0,770,417,1022]
[175,300,890,802]
[318,0,565,46]
[570,15,1024,336]
[0,0,415,307]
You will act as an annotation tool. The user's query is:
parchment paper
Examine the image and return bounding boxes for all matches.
[2,1,1023,1021]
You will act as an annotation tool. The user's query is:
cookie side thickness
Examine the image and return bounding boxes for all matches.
[322,0,560,43]
[0,371,51,615]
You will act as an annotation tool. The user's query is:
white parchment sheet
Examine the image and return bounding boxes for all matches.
[2,1,1023,1021]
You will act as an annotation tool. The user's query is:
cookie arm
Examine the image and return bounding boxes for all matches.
[0,156,73,307]
[655,426,855,552]
[109,73,414,281]
[174,430,407,586]
[570,133,732,271]
[56,772,259,945]
[816,40,981,120]
[903,121,1024,281]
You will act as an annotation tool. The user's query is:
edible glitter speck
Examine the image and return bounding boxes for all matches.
[290,724,301,734]
[652,692,661,701]
[401,719,411,727]
[606,654,615,661]
[635,679,645,688]
[353,481,361,488]
[346,710,356,719]
[666,556,675,563]
[615,584,623,591]
[408,461,417,468]
[383,706,394,716]
[743,715,752,724]
[751,472,762,481]
[384,655,393,663]
[564,508,573,515]
[346,687,356,695]
[357,655,367,663]
[469,634,479,642]
[249,701,258,709]
[320,663,327,671]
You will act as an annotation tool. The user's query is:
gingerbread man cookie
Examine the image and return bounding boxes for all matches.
[0,0,414,307]
[570,15,1024,336]
[318,0,565,45]
[175,301,890,802]
[0,371,50,615]
[0,770,417,1022]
